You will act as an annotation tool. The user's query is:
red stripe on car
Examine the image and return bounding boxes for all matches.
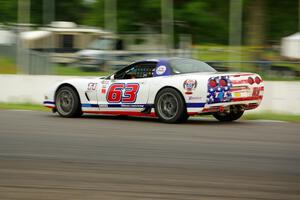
[83,111,157,117]
[232,96,263,102]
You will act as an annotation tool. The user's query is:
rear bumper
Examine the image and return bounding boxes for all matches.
[201,100,262,114]
[188,74,264,115]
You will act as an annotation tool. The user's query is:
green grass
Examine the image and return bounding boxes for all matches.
[196,45,253,61]
[0,103,49,112]
[243,112,300,122]
[0,56,17,74]
[0,103,300,122]
[259,76,300,81]
[54,65,111,76]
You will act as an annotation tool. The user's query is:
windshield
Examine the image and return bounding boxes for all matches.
[169,58,216,74]
[88,39,114,50]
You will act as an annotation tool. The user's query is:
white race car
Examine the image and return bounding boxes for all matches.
[44,57,264,123]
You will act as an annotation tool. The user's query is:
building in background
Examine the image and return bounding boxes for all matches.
[19,21,108,64]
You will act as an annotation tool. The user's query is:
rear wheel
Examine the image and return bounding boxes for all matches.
[213,106,244,122]
[155,88,188,123]
[55,86,82,118]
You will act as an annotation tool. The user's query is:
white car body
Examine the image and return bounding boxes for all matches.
[44,58,264,118]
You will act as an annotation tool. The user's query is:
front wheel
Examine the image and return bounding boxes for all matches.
[55,86,82,118]
[213,106,244,122]
[155,88,188,123]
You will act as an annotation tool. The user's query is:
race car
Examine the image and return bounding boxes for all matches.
[44,57,264,123]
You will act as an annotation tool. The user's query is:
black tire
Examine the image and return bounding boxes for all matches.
[213,106,244,122]
[155,88,188,123]
[55,86,82,118]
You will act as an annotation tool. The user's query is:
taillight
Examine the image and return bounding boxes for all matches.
[255,76,261,84]
[219,79,227,87]
[248,77,254,85]
[209,79,217,88]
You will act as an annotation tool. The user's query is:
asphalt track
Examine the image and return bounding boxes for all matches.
[0,110,299,200]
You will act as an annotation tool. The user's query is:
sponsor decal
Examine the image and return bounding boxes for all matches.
[252,87,260,97]
[88,83,97,90]
[121,104,144,108]
[183,79,197,91]
[156,65,167,75]
[188,96,202,100]
[101,80,110,84]
[101,84,107,94]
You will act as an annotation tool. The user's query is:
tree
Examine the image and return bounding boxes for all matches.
[175,0,229,44]
[245,0,266,46]
[0,0,18,23]
[0,0,298,45]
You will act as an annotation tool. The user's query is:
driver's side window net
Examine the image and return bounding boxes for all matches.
[116,62,156,79]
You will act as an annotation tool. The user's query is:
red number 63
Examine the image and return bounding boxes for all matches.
[106,83,139,103]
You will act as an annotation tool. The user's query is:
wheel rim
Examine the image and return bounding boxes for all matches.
[157,92,179,120]
[56,89,74,115]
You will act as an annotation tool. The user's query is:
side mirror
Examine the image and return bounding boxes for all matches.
[110,74,115,80]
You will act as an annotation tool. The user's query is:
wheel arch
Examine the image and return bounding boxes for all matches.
[154,86,187,106]
[54,83,82,104]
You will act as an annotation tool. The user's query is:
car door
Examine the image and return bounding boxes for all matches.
[97,62,157,113]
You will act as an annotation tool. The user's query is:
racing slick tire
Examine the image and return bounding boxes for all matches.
[155,88,188,123]
[212,106,244,122]
[55,86,83,118]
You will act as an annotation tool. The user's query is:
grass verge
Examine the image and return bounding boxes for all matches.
[0,103,49,112]
[0,103,300,123]
[0,56,17,74]
[242,112,300,122]
[54,65,111,76]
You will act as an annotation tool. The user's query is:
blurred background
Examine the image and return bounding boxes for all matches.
[1,2,300,200]
[0,0,299,79]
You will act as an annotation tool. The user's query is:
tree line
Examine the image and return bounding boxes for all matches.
[0,0,298,45]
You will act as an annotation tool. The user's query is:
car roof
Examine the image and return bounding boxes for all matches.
[133,57,188,64]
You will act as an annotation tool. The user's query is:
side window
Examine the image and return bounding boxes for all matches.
[62,35,74,51]
[115,39,124,50]
[137,63,157,78]
[124,66,138,79]
[114,62,157,79]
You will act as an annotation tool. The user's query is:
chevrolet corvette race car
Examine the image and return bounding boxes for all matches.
[44,57,264,123]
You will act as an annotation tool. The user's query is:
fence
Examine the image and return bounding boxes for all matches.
[18,49,52,75]
[0,44,16,61]
[0,44,52,75]
[1,44,300,78]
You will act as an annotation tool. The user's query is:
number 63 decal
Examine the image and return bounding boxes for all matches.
[106,83,140,103]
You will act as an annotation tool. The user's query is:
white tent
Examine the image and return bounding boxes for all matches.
[19,30,52,49]
[281,32,300,59]
[20,30,52,41]
[0,29,16,45]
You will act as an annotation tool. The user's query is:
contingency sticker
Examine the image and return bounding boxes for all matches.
[183,79,197,91]
[88,83,97,90]
[156,65,167,75]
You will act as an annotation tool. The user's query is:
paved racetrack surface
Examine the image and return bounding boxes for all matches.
[0,110,299,200]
